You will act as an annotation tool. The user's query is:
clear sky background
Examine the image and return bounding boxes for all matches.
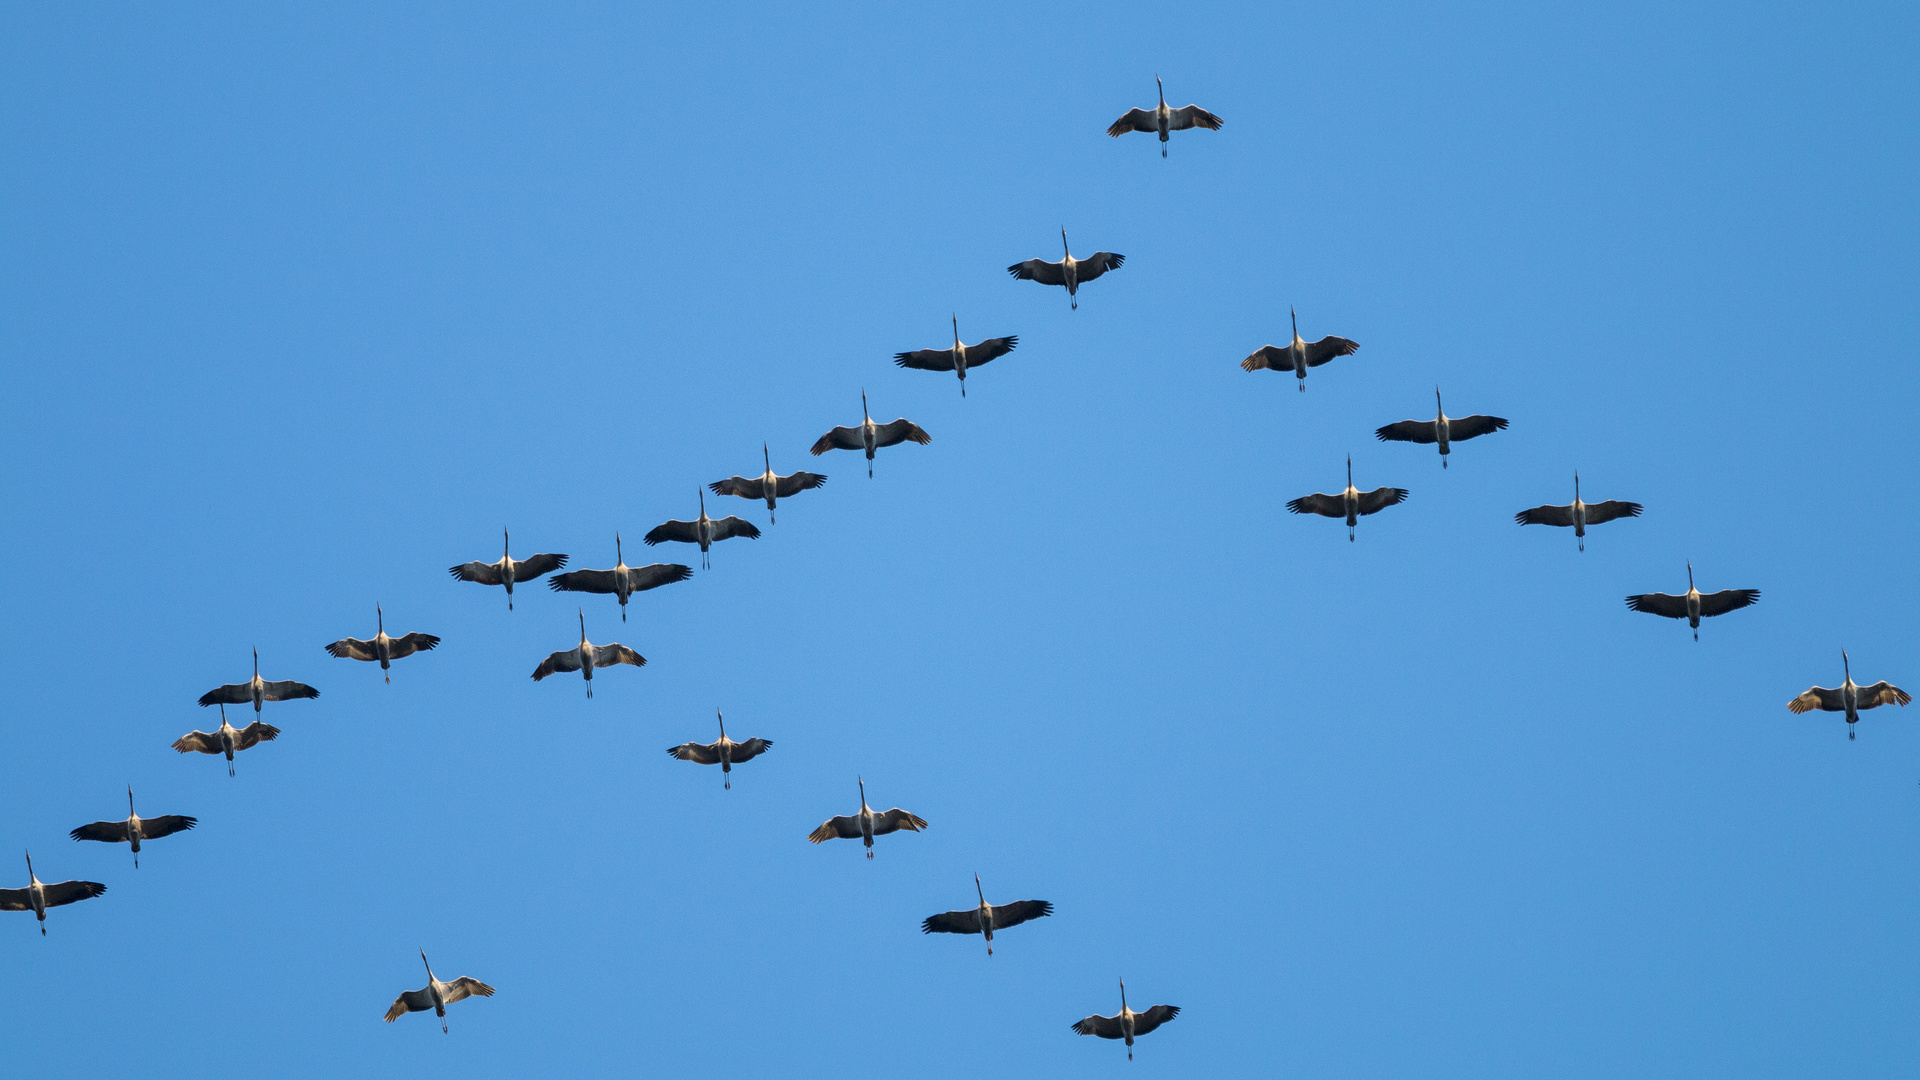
[3,2,1917,1076]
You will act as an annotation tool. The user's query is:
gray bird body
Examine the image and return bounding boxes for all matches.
[0,851,106,936]
[1240,309,1359,391]
[384,950,494,1032]
[532,610,645,698]
[1287,457,1408,541]
[1625,562,1759,641]
[1515,472,1642,551]
[548,535,691,621]
[894,316,1017,397]
[1106,76,1221,156]
[326,605,440,680]
[1375,389,1508,468]
[808,777,927,858]
[811,391,930,476]
[668,710,773,789]
[1072,979,1179,1060]
[448,528,568,610]
[1788,651,1910,739]
[644,489,760,568]
[70,787,196,867]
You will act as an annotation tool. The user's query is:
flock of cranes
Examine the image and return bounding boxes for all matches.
[10,74,1908,1065]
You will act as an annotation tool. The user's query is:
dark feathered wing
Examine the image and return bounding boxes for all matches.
[532,649,583,680]
[39,880,107,908]
[1625,592,1689,618]
[448,560,504,585]
[1356,487,1409,516]
[1303,335,1360,366]
[668,741,723,765]
[774,472,827,498]
[730,737,773,762]
[1375,420,1438,445]
[628,564,692,591]
[1008,258,1068,286]
[1860,682,1912,710]
[1106,107,1156,136]
[808,816,864,844]
[710,476,767,500]
[990,899,1054,929]
[1583,500,1643,525]
[1286,493,1345,518]
[712,517,760,541]
[872,419,932,449]
[1072,1013,1126,1039]
[326,637,377,661]
[0,888,31,912]
[1787,687,1844,714]
[592,644,646,669]
[70,821,131,844]
[643,520,699,546]
[260,679,319,704]
[172,730,219,755]
[894,348,957,371]
[963,336,1017,367]
[197,683,252,707]
[872,809,928,836]
[1515,504,1575,527]
[552,569,620,594]
[1132,1004,1181,1035]
[235,722,280,750]
[1447,415,1508,441]
[1696,589,1760,618]
[1241,345,1291,372]
[385,988,433,1022]
[443,977,494,1004]
[922,909,984,935]
[509,553,567,581]
[1074,252,1124,282]
[812,426,864,455]
[1168,104,1222,131]
[139,815,197,840]
[389,633,439,658]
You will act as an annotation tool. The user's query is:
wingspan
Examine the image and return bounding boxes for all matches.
[1583,500,1643,525]
[384,988,433,1022]
[0,888,31,912]
[1167,104,1222,131]
[140,815,197,840]
[774,471,827,498]
[1625,592,1689,618]
[1074,252,1124,282]
[1286,493,1345,518]
[712,517,761,541]
[39,880,107,908]
[1303,335,1360,366]
[532,649,583,680]
[1515,504,1575,527]
[1240,345,1292,373]
[1106,107,1156,136]
[1356,487,1409,516]
[628,563,693,592]
[710,476,767,500]
[448,560,504,585]
[1447,415,1509,441]
[69,821,131,844]
[991,899,1054,929]
[172,730,219,755]
[894,348,957,372]
[643,520,700,546]
[963,336,1017,367]
[1860,682,1912,710]
[261,679,319,703]
[922,909,983,935]
[1787,687,1844,714]
[730,737,773,762]
[443,977,494,1005]
[871,419,931,449]
[326,637,377,661]
[235,722,280,750]
[667,741,723,765]
[510,553,567,581]
[808,816,863,844]
[1132,1004,1181,1035]
[388,633,439,658]
[1008,258,1067,286]
[197,683,252,707]
[1696,589,1760,618]
[549,569,620,595]
[872,809,928,836]
[811,426,865,455]
[1072,1013,1126,1039]
[1375,420,1437,445]
[593,644,646,669]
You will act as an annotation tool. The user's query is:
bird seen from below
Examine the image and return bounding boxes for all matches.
[643,489,761,569]
[808,776,928,858]
[69,787,196,868]
[197,648,318,713]
[384,950,494,1033]
[920,875,1053,956]
[548,534,692,622]
[1374,388,1509,468]
[893,316,1018,398]
[1008,229,1124,310]
[1514,472,1642,551]
[1287,457,1409,541]
[1106,75,1222,157]
[1239,308,1359,392]
[810,391,931,477]
[1625,562,1759,641]
[710,443,826,525]
[1071,979,1179,1061]
[325,605,440,682]
[531,609,646,698]
[667,708,773,790]
[172,704,280,776]
[1787,651,1910,740]
[0,851,105,936]
[447,529,568,611]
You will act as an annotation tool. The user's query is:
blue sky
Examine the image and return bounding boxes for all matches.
[3,2,1917,1076]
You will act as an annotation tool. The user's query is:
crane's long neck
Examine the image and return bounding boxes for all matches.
[1156,75,1165,109]
[24,849,34,884]
[975,875,986,906]
[1291,307,1300,346]
[857,776,867,811]
[951,314,960,351]
[377,605,384,636]
[717,709,726,741]
[1060,228,1070,260]
[578,609,587,645]
[615,534,623,567]
[503,528,511,560]
[1574,472,1581,502]
[861,390,870,425]
[1119,978,1128,1014]
[128,786,136,818]
[1843,651,1851,684]
[763,442,772,478]
[698,488,706,521]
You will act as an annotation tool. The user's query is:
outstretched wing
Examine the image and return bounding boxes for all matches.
[139,815,197,840]
[1303,335,1360,366]
[448,560,504,585]
[1356,487,1409,516]
[894,348,957,372]
[1240,345,1290,372]
[1007,258,1067,286]
[532,649,583,680]
[1072,1013,1125,1039]
[775,471,827,498]
[325,637,377,661]
[235,722,280,750]
[1132,1004,1181,1035]
[385,988,433,1022]
[668,741,722,765]
[922,909,983,935]
[1448,415,1509,441]
[962,336,1018,367]
[710,475,767,500]
[990,899,1054,929]
[387,633,439,658]
[593,644,647,670]
[1074,252,1124,282]
[1286,493,1345,518]
[443,977,494,1005]
[197,683,251,707]
[1625,592,1689,619]
[730,737,773,763]
[871,419,931,449]
[510,553,567,581]
[1696,589,1759,617]
[811,426,865,455]
[1167,104,1222,131]
[872,809,927,836]
[808,816,863,844]
[1860,682,1912,710]
[628,563,693,592]
[1375,420,1437,445]
[1515,504,1575,527]
[712,517,761,542]
[260,680,319,704]
[1583,500,1643,525]
[69,820,131,844]
[643,520,700,546]
[39,880,107,908]
[1106,107,1156,136]
[0,887,32,912]
[1787,687,1843,714]
[172,730,219,755]
[549,569,619,595]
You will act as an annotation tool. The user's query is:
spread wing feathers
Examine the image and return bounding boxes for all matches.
[448,560,504,585]
[532,649,583,680]
[922,909,984,935]
[811,426,866,455]
[643,520,700,545]
[1168,104,1223,131]
[1240,345,1292,372]
[39,880,107,908]
[628,564,692,591]
[197,683,253,707]
[991,899,1054,929]
[235,722,280,750]
[1007,258,1068,286]
[384,989,434,1022]
[443,978,494,1005]
[894,348,957,371]
[1106,107,1157,136]
[667,741,723,765]
[1447,414,1509,441]
[1375,420,1438,444]
[712,517,761,541]
[1303,335,1360,366]
[1515,504,1576,527]
[172,731,220,755]
[138,815,197,839]
[326,637,378,661]
[1356,487,1410,516]
[261,680,319,703]
[1696,589,1761,617]
[1132,1004,1181,1035]
[1788,687,1846,714]
[69,821,131,844]
[872,809,928,836]
[963,336,1017,366]
[1625,592,1689,618]
[592,644,646,669]
[710,476,768,500]
[775,471,828,498]
[548,568,618,593]
[873,419,932,448]
[389,633,440,657]
[509,553,567,580]
[808,816,864,843]
[1072,1013,1128,1039]
[1074,252,1125,282]
[1860,682,1913,710]
[0,888,31,912]
[1583,500,1643,525]
[730,737,773,762]
[1286,493,1346,518]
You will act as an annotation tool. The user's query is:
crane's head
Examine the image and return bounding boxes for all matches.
[1060,227,1070,257]
[1435,385,1443,409]
[1119,977,1128,1006]
[1290,306,1298,339]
